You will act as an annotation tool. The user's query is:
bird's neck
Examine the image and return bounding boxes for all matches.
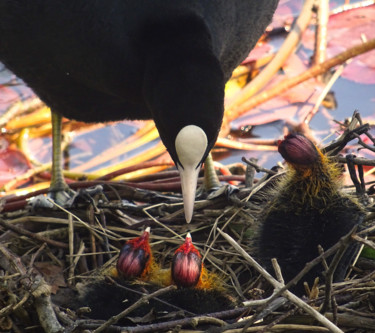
[282,152,342,209]
[142,45,224,164]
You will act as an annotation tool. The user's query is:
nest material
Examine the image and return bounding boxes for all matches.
[1,122,375,333]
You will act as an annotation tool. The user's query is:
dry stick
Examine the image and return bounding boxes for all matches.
[262,226,359,307]
[52,304,75,328]
[242,157,277,176]
[225,0,315,114]
[330,0,375,15]
[226,324,330,332]
[70,240,86,282]
[93,285,177,333]
[355,132,375,153]
[358,219,375,236]
[79,307,282,333]
[0,98,44,127]
[0,244,64,333]
[244,157,257,187]
[304,61,348,124]
[259,306,300,333]
[106,276,196,316]
[272,258,285,284]
[217,229,344,333]
[126,316,226,333]
[323,119,370,156]
[96,161,174,181]
[352,234,375,251]
[336,156,375,167]
[313,0,329,69]
[231,38,375,119]
[0,218,68,249]
[34,290,65,333]
[29,243,47,268]
[321,238,352,314]
[68,214,75,285]
[88,206,98,269]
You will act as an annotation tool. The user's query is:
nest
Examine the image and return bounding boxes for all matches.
[1,115,375,333]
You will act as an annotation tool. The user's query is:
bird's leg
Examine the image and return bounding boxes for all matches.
[203,153,238,200]
[203,153,221,191]
[49,111,74,204]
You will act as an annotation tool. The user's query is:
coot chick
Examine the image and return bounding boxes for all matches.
[0,1,278,222]
[117,227,156,280]
[116,230,222,289]
[63,277,236,323]
[171,233,224,289]
[172,232,202,287]
[56,232,233,322]
[257,134,364,295]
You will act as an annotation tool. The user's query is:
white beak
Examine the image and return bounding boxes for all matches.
[175,125,208,223]
[177,163,201,223]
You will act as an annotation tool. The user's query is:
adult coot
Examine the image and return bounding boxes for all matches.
[0,1,279,222]
[258,134,364,295]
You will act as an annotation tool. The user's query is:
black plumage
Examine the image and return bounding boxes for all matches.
[53,278,237,322]
[257,134,365,295]
[0,0,279,221]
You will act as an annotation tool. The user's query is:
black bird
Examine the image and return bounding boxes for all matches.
[258,134,365,295]
[0,0,278,222]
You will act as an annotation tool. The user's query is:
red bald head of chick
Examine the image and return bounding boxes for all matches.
[117,227,152,279]
[172,233,202,288]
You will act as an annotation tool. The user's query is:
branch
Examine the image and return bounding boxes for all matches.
[218,228,344,333]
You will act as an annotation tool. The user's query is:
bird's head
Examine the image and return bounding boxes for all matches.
[140,17,225,223]
[171,233,202,288]
[144,49,224,223]
[277,133,342,204]
[116,227,152,279]
[278,133,319,167]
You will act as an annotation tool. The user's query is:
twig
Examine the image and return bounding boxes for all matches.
[272,258,284,284]
[304,61,348,124]
[354,132,375,153]
[29,243,47,268]
[218,228,344,333]
[313,0,329,69]
[78,307,250,333]
[106,276,196,316]
[96,161,174,181]
[241,157,278,175]
[0,245,64,333]
[330,0,375,15]
[321,238,352,314]
[244,157,257,188]
[229,39,375,120]
[212,323,330,332]
[323,119,370,156]
[0,98,44,127]
[352,234,375,251]
[225,0,315,113]
[256,225,359,306]
[68,214,75,285]
[93,285,177,333]
[0,218,69,249]
[34,288,65,333]
[241,297,288,332]
[258,306,299,333]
